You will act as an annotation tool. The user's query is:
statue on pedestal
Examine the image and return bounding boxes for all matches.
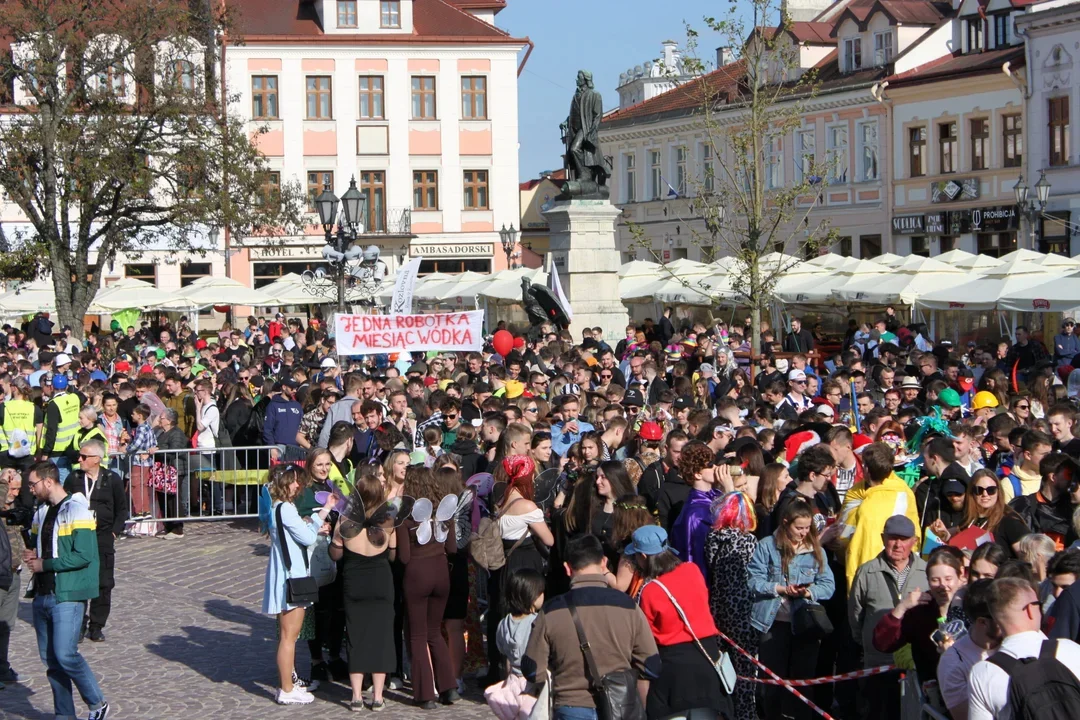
[558,70,610,200]
[521,277,570,342]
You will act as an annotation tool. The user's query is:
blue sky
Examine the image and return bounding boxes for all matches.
[499,1,735,181]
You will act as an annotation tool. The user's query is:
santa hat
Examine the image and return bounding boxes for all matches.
[785,430,821,464]
[852,433,874,454]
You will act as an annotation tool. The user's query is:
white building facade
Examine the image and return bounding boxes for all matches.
[1016,1,1080,256]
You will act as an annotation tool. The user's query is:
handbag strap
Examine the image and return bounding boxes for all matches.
[645,579,717,666]
[275,503,310,579]
[565,594,603,693]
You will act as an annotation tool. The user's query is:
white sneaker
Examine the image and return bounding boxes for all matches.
[292,670,320,692]
[276,686,315,705]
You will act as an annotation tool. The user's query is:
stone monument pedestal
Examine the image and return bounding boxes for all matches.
[542,199,628,341]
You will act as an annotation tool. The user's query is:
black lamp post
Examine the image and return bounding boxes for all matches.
[1014,171,1051,252]
[314,176,368,313]
[499,224,519,269]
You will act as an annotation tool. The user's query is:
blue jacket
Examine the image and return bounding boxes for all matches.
[550,419,595,457]
[263,395,303,446]
[747,534,835,633]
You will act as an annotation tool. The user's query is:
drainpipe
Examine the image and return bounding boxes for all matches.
[871,81,894,253]
[517,38,534,77]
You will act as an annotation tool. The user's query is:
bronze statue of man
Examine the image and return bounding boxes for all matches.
[560,70,609,197]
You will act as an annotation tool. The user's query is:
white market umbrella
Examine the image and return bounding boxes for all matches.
[420,271,491,305]
[830,256,969,305]
[165,275,274,308]
[0,280,56,314]
[872,253,906,267]
[89,278,188,312]
[257,273,318,305]
[622,259,713,303]
[935,249,977,266]
[477,267,548,303]
[619,260,661,277]
[997,266,1080,312]
[917,258,1068,311]
[997,248,1046,263]
[774,258,888,304]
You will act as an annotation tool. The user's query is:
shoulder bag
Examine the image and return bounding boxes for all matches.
[792,601,834,639]
[470,496,528,572]
[645,579,737,695]
[275,503,320,605]
[566,594,645,720]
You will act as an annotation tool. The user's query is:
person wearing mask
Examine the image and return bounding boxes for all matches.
[968,577,1080,720]
[936,579,999,720]
[633,525,733,719]
[39,373,81,484]
[24,460,111,720]
[748,498,835,720]
[849,515,930,720]
[64,439,126,642]
[522,534,661,720]
[872,547,968,685]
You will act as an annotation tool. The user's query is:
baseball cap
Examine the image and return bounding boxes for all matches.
[943,479,967,497]
[638,421,664,441]
[114,361,131,373]
[814,404,835,420]
[624,525,677,557]
[190,364,208,376]
[698,363,716,377]
[883,515,916,538]
[623,387,645,407]
[55,353,72,366]
[213,352,231,363]
[195,339,208,350]
[673,396,694,411]
[788,369,807,382]
[281,377,300,389]
[320,358,337,369]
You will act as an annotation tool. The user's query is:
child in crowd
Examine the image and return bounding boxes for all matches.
[484,568,545,720]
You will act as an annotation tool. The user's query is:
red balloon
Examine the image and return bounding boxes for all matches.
[492,329,514,357]
[512,336,526,349]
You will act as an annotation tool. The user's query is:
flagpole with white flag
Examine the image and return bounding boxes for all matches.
[390,257,423,315]
[549,259,573,321]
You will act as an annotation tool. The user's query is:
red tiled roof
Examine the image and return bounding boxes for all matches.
[445,0,507,9]
[602,60,747,127]
[757,21,836,44]
[830,0,949,36]
[887,46,1024,84]
[519,169,566,191]
[231,0,523,43]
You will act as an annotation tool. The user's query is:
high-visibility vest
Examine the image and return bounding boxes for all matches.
[49,392,82,454]
[75,425,109,465]
[328,458,354,496]
[1,399,38,453]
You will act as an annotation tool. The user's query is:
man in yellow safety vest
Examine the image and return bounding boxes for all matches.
[39,373,81,483]
[0,378,43,473]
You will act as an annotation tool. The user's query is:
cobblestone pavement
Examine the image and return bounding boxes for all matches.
[2,521,495,719]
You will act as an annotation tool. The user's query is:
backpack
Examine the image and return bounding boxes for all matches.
[469,497,524,572]
[987,639,1080,720]
[6,428,31,458]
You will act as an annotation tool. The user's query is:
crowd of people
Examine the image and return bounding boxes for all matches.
[8,307,1080,719]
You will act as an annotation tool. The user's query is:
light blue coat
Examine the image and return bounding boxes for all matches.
[262,500,322,615]
[747,534,835,633]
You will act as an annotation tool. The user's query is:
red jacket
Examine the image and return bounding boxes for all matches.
[639,562,718,646]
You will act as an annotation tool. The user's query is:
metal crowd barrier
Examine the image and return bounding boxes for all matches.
[114,445,278,527]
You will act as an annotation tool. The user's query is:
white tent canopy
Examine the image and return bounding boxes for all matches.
[830,256,969,305]
[916,258,1069,311]
[996,266,1080,312]
[257,273,318,306]
[774,258,888,304]
[477,267,548,303]
[90,278,188,311]
[163,276,274,309]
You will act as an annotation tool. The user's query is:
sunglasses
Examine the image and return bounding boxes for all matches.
[600,374,612,379]
[525,407,539,413]
[1015,404,1030,410]
[445,414,458,420]
[973,485,998,496]
[78,453,101,460]
[627,406,640,414]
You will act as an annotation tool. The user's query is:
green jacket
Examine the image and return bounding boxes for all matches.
[29,492,100,603]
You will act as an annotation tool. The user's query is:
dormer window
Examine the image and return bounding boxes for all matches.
[873,31,893,66]
[843,37,862,72]
[966,18,985,53]
[993,15,1010,48]
[380,1,401,29]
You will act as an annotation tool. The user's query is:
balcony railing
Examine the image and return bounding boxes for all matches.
[363,207,412,236]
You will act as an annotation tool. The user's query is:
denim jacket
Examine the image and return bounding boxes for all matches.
[747,534,835,632]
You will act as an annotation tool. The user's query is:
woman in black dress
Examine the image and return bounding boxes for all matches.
[329,469,397,711]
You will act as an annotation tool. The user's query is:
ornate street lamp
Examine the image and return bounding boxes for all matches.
[499,224,519,269]
[302,176,385,312]
[1014,172,1052,252]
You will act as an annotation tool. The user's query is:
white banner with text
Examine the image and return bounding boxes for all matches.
[335,311,484,355]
